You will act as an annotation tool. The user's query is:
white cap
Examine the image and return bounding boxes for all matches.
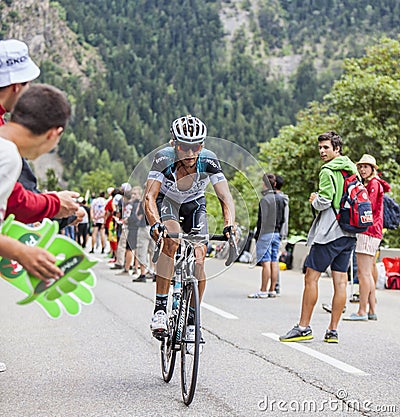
[121,182,132,193]
[0,39,40,87]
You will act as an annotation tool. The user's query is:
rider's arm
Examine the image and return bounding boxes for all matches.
[144,179,162,226]
[213,181,235,227]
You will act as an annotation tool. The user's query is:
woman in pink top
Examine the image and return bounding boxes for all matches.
[344,154,390,321]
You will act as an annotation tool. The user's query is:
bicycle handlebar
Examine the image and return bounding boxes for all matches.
[152,232,239,266]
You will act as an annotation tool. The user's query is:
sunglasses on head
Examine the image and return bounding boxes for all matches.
[175,142,203,152]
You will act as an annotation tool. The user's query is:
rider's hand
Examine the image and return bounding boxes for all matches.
[150,222,167,241]
[223,225,235,240]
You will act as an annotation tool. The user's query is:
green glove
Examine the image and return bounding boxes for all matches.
[0,215,97,319]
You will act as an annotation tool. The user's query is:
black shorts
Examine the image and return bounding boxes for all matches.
[156,194,208,235]
[305,236,356,273]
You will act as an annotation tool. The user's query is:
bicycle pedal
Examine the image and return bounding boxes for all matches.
[153,330,168,341]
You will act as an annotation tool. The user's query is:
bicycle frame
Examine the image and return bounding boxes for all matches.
[157,231,238,405]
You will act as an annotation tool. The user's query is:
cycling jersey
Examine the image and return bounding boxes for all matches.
[147,146,226,204]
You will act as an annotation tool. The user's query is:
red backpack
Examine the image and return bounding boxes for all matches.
[330,170,373,233]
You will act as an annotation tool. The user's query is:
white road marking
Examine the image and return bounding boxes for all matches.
[263,332,369,375]
[201,302,238,319]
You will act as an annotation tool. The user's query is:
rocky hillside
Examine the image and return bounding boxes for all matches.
[1,0,103,86]
[1,0,104,185]
[2,0,399,189]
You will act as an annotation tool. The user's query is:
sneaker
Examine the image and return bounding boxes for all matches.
[268,291,277,298]
[150,310,168,336]
[279,325,313,342]
[185,325,203,355]
[0,362,6,372]
[132,274,146,283]
[116,269,130,275]
[247,291,268,299]
[89,249,94,254]
[368,313,378,321]
[343,313,368,321]
[324,329,338,343]
[349,293,360,303]
[322,303,346,314]
[109,263,123,270]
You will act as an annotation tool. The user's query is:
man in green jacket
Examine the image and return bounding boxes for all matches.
[280,131,357,344]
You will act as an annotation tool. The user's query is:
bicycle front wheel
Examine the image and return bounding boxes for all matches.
[180,280,200,405]
[161,321,177,382]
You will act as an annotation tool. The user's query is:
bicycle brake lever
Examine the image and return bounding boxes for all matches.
[152,235,164,263]
[225,236,239,267]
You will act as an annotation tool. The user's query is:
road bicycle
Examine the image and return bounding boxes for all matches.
[152,230,238,405]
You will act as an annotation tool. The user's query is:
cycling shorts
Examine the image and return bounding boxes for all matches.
[156,194,208,235]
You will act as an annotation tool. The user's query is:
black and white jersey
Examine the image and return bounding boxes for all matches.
[147,146,227,204]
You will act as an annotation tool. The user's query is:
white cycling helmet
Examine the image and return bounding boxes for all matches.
[170,114,207,144]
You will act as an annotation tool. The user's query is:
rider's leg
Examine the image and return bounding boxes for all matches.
[153,219,179,313]
[195,243,207,302]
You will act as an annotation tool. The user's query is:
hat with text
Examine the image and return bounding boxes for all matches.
[356,154,378,170]
[0,39,40,87]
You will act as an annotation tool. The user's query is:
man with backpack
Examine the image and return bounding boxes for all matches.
[280,131,358,344]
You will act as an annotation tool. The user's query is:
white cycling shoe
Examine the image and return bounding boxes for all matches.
[150,310,168,336]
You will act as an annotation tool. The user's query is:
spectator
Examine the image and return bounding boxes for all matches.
[248,173,286,299]
[118,188,140,275]
[275,174,289,294]
[275,175,289,240]
[0,83,71,371]
[104,187,116,253]
[112,188,133,271]
[76,198,90,248]
[0,39,79,224]
[131,186,156,282]
[280,131,357,344]
[344,154,390,321]
[89,191,107,254]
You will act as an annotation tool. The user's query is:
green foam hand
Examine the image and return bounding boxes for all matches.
[0,215,97,319]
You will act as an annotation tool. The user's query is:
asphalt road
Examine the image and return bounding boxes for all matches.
[1,253,400,417]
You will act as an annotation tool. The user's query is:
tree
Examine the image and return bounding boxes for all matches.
[257,36,400,245]
[45,168,60,191]
[79,169,114,195]
[258,102,338,235]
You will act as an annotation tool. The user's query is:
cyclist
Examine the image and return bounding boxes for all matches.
[144,115,235,352]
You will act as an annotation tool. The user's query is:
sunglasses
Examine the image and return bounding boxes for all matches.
[176,142,203,153]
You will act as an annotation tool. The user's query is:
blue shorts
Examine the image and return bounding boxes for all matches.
[305,237,356,273]
[256,232,281,263]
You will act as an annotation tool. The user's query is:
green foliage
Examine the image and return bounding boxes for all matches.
[229,166,263,230]
[54,0,324,186]
[79,168,114,195]
[257,36,400,245]
[45,168,60,191]
[50,2,67,21]
[258,102,338,235]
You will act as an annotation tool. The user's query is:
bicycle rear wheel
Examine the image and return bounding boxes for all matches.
[180,281,200,405]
